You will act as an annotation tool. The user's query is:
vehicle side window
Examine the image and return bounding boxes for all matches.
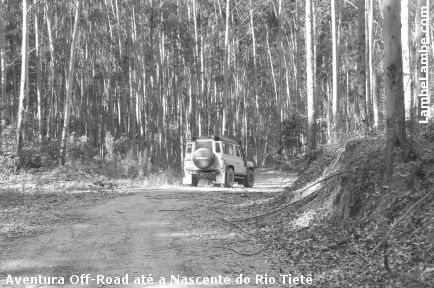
[223,143,229,154]
[215,142,221,153]
[235,146,241,157]
[228,144,234,155]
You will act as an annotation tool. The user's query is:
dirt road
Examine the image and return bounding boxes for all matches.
[0,173,296,288]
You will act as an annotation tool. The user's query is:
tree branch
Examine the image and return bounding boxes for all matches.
[369,191,433,256]
[231,168,355,222]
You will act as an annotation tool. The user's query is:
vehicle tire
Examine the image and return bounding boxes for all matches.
[224,168,235,188]
[244,169,254,187]
[191,176,199,187]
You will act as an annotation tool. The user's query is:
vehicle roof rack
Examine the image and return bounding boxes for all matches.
[191,135,239,145]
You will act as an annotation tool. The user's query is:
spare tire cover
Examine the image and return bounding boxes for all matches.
[192,148,215,169]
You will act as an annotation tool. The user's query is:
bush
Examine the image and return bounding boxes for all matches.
[114,134,131,156]
[0,122,17,156]
[166,166,181,185]
[66,133,95,163]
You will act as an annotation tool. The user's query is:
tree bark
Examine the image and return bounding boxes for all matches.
[383,0,406,175]
[60,0,81,165]
[357,0,368,132]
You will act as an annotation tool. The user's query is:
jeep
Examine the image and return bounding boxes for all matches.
[182,136,254,188]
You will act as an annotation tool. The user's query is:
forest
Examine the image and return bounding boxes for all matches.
[0,0,434,286]
[0,0,430,173]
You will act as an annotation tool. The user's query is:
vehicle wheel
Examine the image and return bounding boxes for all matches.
[191,176,199,187]
[224,168,235,188]
[244,169,254,187]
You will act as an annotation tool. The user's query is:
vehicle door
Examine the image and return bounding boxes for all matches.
[223,143,237,172]
[235,145,246,175]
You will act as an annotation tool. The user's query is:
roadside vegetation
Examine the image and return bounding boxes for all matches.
[192,125,434,287]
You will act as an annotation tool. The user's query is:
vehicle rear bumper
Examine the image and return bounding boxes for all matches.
[183,170,225,184]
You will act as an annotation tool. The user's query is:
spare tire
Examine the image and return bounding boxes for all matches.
[192,148,215,169]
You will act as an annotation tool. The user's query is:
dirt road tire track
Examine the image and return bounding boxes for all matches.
[0,183,291,288]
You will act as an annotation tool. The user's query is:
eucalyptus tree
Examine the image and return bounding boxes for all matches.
[306,0,315,150]
[357,0,368,132]
[15,0,29,170]
[401,0,411,121]
[383,0,406,175]
[60,0,81,165]
[0,0,5,151]
[331,0,339,139]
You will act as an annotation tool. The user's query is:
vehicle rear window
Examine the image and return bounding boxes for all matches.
[186,143,192,153]
[215,142,221,153]
[195,140,213,151]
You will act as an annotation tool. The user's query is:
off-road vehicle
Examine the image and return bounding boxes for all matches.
[182,136,254,188]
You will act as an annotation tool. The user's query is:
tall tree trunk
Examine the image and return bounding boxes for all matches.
[364,0,371,127]
[266,26,278,104]
[368,0,377,129]
[34,1,43,142]
[45,3,55,139]
[222,0,230,137]
[15,0,29,171]
[295,1,302,153]
[357,0,368,132]
[295,1,301,112]
[372,69,379,128]
[401,0,411,121]
[191,0,199,137]
[129,6,138,162]
[249,0,259,161]
[0,0,5,152]
[60,0,81,165]
[273,0,284,158]
[345,68,350,132]
[331,0,339,140]
[306,0,316,150]
[383,0,406,175]
[326,80,331,143]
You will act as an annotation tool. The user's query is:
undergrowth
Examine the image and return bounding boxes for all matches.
[239,128,434,287]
